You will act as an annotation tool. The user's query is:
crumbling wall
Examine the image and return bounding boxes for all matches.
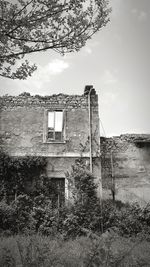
[101,134,150,205]
[0,92,99,156]
[0,91,101,195]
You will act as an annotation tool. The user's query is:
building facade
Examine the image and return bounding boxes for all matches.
[0,86,101,203]
[1,87,149,206]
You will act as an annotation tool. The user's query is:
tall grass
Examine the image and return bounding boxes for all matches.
[0,234,150,267]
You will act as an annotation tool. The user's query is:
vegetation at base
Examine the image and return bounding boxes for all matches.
[0,234,150,267]
[0,151,47,202]
[1,195,150,238]
[0,152,150,265]
[0,154,150,239]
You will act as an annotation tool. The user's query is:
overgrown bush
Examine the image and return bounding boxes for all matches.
[62,198,150,239]
[63,159,100,238]
[0,151,47,202]
[0,152,150,239]
[0,200,17,235]
[90,200,150,237]
[64,159,150,238]
[32,195,58,235]
[12,194,36,234]
[114,202,150,236]
[0,194,67,236]
[0,195,36,235]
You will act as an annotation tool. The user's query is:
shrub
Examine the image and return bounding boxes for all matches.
[0,152,150,239]
[63,159,100,238]
[0,151,47,202]
[33,198,57,235]
[94,200,150,237]
[0,200,17,234]
[11,194,36,234]
[116,202,150,236]
[63,159,150,239]
[62,198,150,239]
[66,159,98,205]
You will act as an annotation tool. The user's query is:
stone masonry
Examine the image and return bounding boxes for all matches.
[2,87,149,205]
[0,87,101,202]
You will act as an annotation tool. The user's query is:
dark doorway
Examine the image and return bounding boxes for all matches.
[50,178,65,208]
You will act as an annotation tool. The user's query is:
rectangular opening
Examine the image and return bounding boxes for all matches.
[50,178,65,208]
[47,111,64,142]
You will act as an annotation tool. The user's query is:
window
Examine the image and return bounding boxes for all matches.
[47,110,64,142]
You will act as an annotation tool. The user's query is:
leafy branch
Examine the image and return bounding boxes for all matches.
[0,0,111,79]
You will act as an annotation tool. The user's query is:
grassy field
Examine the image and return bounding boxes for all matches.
[0,233,150,266]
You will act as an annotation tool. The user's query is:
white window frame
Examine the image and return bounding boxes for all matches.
[43,109,66,143]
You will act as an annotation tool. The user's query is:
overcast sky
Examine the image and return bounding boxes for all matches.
[0,0,150,137]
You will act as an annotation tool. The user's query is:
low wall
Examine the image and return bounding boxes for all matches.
[101,134,150,205]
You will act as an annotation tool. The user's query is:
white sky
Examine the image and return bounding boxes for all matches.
[48,111,63,131]
[0,0,150,137]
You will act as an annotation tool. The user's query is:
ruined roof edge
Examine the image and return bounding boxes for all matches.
[100,134,150,143]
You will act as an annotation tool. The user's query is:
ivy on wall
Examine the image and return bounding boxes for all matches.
[0,150,47,202]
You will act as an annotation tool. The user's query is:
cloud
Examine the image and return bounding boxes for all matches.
[14,59,69,93]
[46,59,69,74]
[82,40,100,55]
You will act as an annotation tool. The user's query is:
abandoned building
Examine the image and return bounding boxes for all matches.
[0,86,101,205]
[0,86,150,206]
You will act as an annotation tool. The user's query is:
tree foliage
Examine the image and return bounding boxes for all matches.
[0,0,111,79]
[63,159,100,237]
[0,153,150,239]
[66,159,98,205]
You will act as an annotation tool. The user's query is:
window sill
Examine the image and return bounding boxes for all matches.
[43,140,66,144]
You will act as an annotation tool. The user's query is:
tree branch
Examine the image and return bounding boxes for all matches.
[0,0,111,79]
[0,44,64,59]
[12,0,34,19]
